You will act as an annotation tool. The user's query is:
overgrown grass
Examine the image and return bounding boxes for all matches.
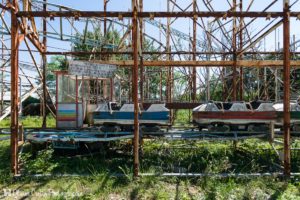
[0,138,299,199]
[1,115,300,199]
[0,115,56,128]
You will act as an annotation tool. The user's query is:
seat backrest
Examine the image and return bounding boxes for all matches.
[119,104,134,112]
[229,102,248,111]
[147,104,169,112]
[256,103,275,111]
[193,103,220,112]
[95,103,109,112]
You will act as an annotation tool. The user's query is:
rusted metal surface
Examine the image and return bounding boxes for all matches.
[5,0,300,178]
[10,0,19,175]
[132,2,139,177]
[90,60,300,67]
[239,0,243,101]
[166,0,171,103]
[232,0,237,101]
[16,11,300,18]
[192,0,197,102]
[44,51,300,56]
[139,0,144,103]
[283,0,291,177]
[110,78,114,101]
[42,0,47,128]
[103,0,107,36]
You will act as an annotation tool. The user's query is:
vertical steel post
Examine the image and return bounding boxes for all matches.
[0,0,4,116]
[166,0,174,123]
[81,75,84,121]
[222,47,226,101]
[75,75,78,128]
[10,0,19,175]
[110,78,114,101]
[103,79,108,99]
[96,79,99,106]
[42,0,47,128]
[129,73,131,102]
[103,0,107,37]
[239,0,243,100]
[283,0,291,176]
[206,23,211,101]
[166,0,171,103]
[160,71,163,102]
[275,29,279,101]
[192,0,197,102]
[139,0,144,103]
[55,73,58,128]
[232,0,237,101]
[132,2,139,177]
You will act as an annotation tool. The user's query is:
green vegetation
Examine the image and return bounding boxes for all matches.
[0,116,56,128]
[1,116,300,199]
[47,56,68,81]
[0,139,299,199]
[174,109,192,125]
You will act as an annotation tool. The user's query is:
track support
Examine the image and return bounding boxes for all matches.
[283,0,291,177]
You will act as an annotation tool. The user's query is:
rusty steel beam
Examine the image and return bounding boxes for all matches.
[236,0,277,38]
[0,0,4,116]
[192,0,197,102]
[110,78,114,101]
[16,11,300,18]
[91,60,300,67]
[239,20,283,56]
[166,0,171,103]
[104,0,107,36]
[232,0,237,101]
[42,0,47,128]
[139,0,144,103]
[24,38,56,112]
[239,0,243,100]
[18,21,44,53]
[0,3,8,10]
[283,0,291,177]
[10,0,19,175]
[44,51,300,56]
[132,3,139,178]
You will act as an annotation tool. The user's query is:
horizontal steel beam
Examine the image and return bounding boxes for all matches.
[16,11,300,18]
[45,51,300,55]
[91,60,300,67]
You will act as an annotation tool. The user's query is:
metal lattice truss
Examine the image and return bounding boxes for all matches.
[1,0,300,109]
[1,0,299,177]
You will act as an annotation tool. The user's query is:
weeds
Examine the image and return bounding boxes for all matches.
[0,115,56,128]
[1,116,300,199]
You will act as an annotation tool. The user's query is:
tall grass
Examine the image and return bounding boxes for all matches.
[0,115,56,128]
[0,139,299,199]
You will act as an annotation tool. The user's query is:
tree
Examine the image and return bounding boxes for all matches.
[73,28,121,60]
[47,56,67,81]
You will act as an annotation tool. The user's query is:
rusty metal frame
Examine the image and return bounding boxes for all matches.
[5,0,297,178]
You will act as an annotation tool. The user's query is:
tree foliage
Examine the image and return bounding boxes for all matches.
[47,56,67,81]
